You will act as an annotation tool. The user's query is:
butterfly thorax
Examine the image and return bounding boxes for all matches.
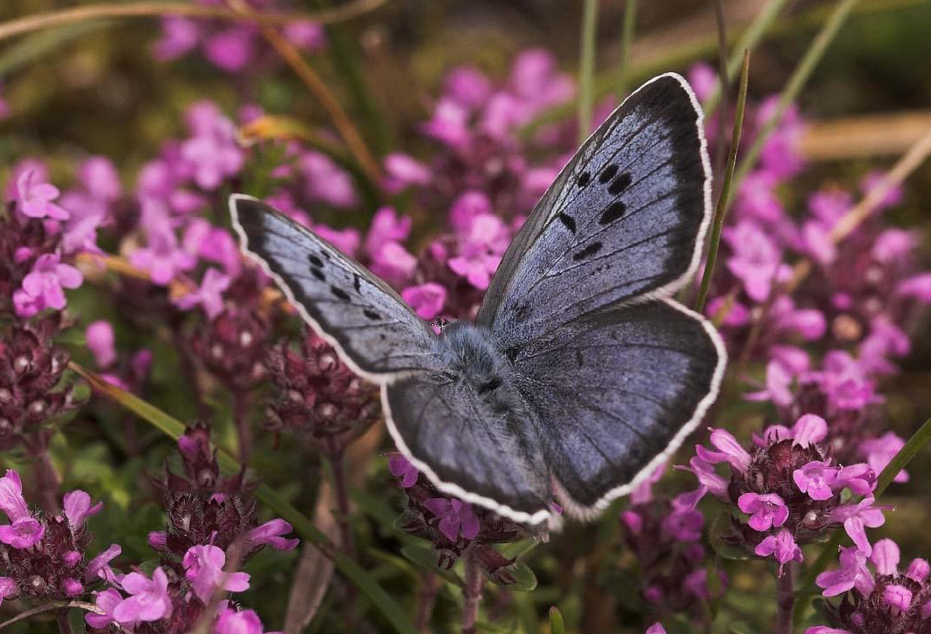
[438,322,519,409]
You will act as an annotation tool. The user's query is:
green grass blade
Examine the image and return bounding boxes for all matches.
[549,606,566,634]
[703,0,789,115]
[695,50,750,313]
[616,0,638,99]
[578,0,600,142]
[69,362,421,634]
[732,0,860,189]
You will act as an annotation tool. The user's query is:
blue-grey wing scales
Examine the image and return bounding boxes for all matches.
[510,300,725,515]
[478,73,712,348]
[230,195,437,379]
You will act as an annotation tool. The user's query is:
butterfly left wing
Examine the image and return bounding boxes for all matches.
[230,195,438,381]
[510,299,725,516]
[477,73,711,349]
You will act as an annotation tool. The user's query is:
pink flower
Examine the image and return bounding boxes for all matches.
[401,283,447,320]
[63,489,103,529]
[152,16,200,60]
[883,584,913,611]
[681,457,728,499]
[203,26,255,73]
[422,98,471,148]
[695,429,751,473]
[183,220,243,277]
[383,153,432,193]
[15,170,70,220]
[0,470,44,549]
[907,557,930,582]
[754,529,803,572]
[113,567,173,624]
[214,608,282,634]
[661,505,704,542]
[78,156,122,202]
[738,492,789,531]
[129,203,197,285]
[423,498,480,542]
[687,63,718,102]
[86,588,123,629]
[723,220,789,302]
[829,496,886,554]
[448,213,511,290]
[870,538,899,575]
[86,321,117,369]
[183,545,250,602]
[793,461,839,501]
[0,577,16,608]
[860,170,904,210]
[448,191,492,232]
[175,268,231,319]
[0,471,30,522]
[744,359,795,406]
[834,464,876,496]
[897,273,931,302]
[444,66,492,110]
[180,102,245,189]
[791,414,828,448]
[860,432,908,483]
[246,519,299,551]
[299,151,358,208]
[645,623,667,634]
[283,20,326,50]
[388,453,419,488]
[85,543,122,583]
[13,253,83,317]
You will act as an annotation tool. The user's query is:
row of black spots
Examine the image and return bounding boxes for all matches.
[311,267,325,281]
[599,201,627,226]
[598,164,619,184]
[572,242,603,261]
[608,172,632,196]
[557,213,577,233]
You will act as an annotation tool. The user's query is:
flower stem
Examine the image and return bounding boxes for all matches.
[325,441,356,559]
[55,609,72,634]
[462,553,483,634]
[31,443,61,514]
[776,562,795,634]
[577,0,600,142]
[415,573,439,632]
[233,390,253,464]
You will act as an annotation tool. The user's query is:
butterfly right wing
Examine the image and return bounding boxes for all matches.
[230,195,438,381]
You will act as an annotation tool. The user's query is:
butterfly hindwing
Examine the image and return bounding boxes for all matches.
[230,195,438,380]
[511,299,725,515]
[478,73,711,348]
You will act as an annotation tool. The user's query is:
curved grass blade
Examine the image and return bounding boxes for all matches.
[615,0,638,99]
[549,606,565,634]
[695,49,750,313]
[69,362,421,634]
[578,0,601,142]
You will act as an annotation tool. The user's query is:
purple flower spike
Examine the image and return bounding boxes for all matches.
[388,453,419,488]
[754,529,803,573]
[738,492,789,531]
[793,461,838,501]
[113,567,173,624]
[423,497,480,542]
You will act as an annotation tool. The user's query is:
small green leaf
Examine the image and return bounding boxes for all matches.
[549,606,565,634]
[709,511,752,561]
[491,561,537,593]
[399,545,462,586]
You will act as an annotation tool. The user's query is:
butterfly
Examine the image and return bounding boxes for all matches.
[230,73,726,527]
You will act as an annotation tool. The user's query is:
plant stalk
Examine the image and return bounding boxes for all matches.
[462,553,483,634]
[31,443,61,514]
[776,562,795,634]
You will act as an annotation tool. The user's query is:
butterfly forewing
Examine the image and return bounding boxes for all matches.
[230,195,438,380]
[511,300,725,515]
[478,74,711,348]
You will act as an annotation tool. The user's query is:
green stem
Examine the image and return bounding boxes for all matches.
[616,0,637,100]
[578,0,600,142]
[695,50,750,313]
[732,0,860,189]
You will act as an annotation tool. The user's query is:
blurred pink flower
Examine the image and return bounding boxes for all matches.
[388,453,419,488]
[13,253,83,317]
[153,16,200,60]
[15,170,70,221]
[175,268,231,318]
[86,320,117,368]
[203,26,256,72]
[183,544,250,602]
[402,283,447,320]
[283,20,326,50]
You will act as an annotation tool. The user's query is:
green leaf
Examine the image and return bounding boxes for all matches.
[492,561,537,593]
[549,606,565,634]
[399,544,463,586]
[69,363,421,634]
[709,511,751,561]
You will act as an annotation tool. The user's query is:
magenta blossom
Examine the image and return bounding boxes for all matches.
[175,268,231,318]
[62,489,103,529]
[0,470,44,549]
[423,498,480,542]
[388,453,419,488]
[112,567,173,624]
[402,283,447,320]
[816,546,874,597]
[214,607,282,634]
[13,253,83,317]
[86,588,124,630]
[754,529,803,573]
[738,493,789,531]
[183,544,251,602]
[86,320,117,369]
[793,461,839,501]
[245,519,299,552]
[15,170,70,220]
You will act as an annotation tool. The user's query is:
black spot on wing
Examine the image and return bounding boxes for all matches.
[331,286,350,301]
[572,242,603,261]
[363,308,381,321]
[598,164,618,184]
[599,201,627,225]
[577,171,591,187]
[608,172,632,196]
[352,274,361,293]
[308,254,324,268]
[311,267,325,281]
[557,213,577,234]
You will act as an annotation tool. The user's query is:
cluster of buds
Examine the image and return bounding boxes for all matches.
[389,454,526,583]
[687,415,885,574]
[0,315,81,451]
[189,305,270,391]
[810,539,931,634]
[620,467,725,611]
[264,328,380,452]
[0,469,116,605]
[149,425,297,562]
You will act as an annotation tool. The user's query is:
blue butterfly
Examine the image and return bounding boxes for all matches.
[230,73,726,526]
